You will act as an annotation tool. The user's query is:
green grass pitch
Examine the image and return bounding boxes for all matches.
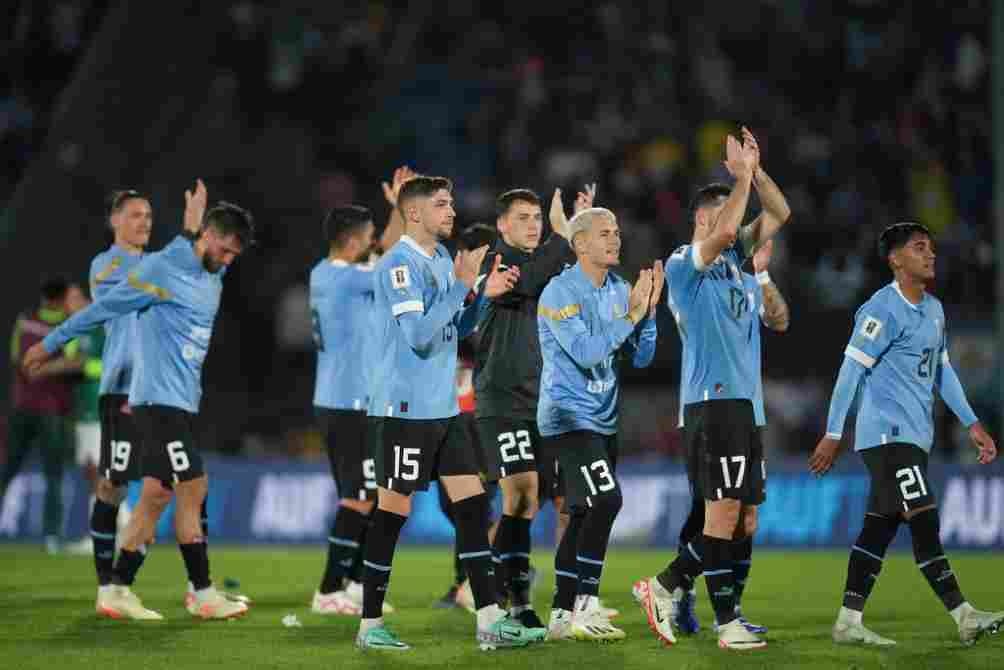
[2,545,1002,669]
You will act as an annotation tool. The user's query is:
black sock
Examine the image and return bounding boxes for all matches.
[508,517,532,606]
[909,508,964,611]
[733,537,753,608]
[348,514,371,584]
[91,499,119,586]
[200,496,209,537]
[320,506,369,594]
[493,515,516,603]
[657,536,703,593]
[575,493,622,597]
[179,541,211,590]
[703,535,737,625]
[553,509,584,611]
[843,513,899,611]
[453,536,466,586]
[452,494,496,610]
[112,547,146,586]
[362,509,407,619]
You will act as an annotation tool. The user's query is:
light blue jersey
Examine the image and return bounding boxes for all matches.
[43,236,225,413]
[825,282,978,452]
[537,263,657,437]
[89,245,143,396]
[310,259,374,411]
[369,235,483,420]
[667,241,757,408]
[673,271,767,427]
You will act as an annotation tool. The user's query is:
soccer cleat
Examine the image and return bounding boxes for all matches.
[547,608,575,640]
[632,577,676,646]
[187,586,249,620]
[957,604,1004,646]
[571,610,627,642]
[346,580,395,615]
[598,600,620,619]
[516,608,547,632]
[832,620,896,646]
[96,585,164,620]
[478,614,547,651]
[713,609,768,636]
[672,587,700,634]
[455,579,476,614]
[356,625,410,651]
[717,618,767,650]
[311,590,361,615]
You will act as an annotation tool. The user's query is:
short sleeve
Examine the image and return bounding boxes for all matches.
[665,245,702,310]
[845,300,896,369]
[380,255,425,317]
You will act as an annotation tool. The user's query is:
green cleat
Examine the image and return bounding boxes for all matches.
[356,625,411,651]
[478,614,548,651]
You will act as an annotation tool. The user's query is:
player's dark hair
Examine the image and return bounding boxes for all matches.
[877,222,931,259]
[205,201,256,248]
[688,183,732,225]
[40,276,71,302]
[397,176,452,217]
[495,188,541,218]
[324,205,372,247]
[458,222,497,250]
[107,189,147,216]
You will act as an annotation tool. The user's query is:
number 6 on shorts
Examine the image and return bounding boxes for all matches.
[167,441,191,472]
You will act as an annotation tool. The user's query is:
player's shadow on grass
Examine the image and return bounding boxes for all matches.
[42,616,194,651]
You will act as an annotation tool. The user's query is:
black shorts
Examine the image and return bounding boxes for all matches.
[541,430,619,509]
[475,417,558,497]
[317,408,377,502]
[860,443,935,516]
[98,394,142,483]
[131,405,204,485]
[683,399,765,505]
[374,416,480,495]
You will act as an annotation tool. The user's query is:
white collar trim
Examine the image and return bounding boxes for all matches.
[329,259,348,267]
[401,235,433,259]
[891,281,922,310]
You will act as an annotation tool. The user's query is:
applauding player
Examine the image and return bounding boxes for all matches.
[537,207,659,642]
[810,222,1003,647]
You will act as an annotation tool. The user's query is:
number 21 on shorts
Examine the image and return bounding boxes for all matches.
[895,465,928,503]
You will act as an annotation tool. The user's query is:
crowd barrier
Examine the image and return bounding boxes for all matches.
[2,456,1002,549]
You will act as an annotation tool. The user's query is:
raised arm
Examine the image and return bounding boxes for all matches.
[699,134,756,267]
[379,166,416,251]
[738,128,792,252]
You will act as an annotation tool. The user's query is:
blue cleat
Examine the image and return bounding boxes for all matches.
[672,588,700,635]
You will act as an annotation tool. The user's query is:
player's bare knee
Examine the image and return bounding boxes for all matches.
[140,478,174,510]
[743,506,759,536]
[378,487,412,517]
[340,498,374,515]
[95,478,126,505]
[705,498,741,537]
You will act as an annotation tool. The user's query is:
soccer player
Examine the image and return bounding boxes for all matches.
[537,207,660,642]
[309,205,379,615]
[472,187,576,629]
[355,175,543,651]
[2,277,83,554]
[634,237,790,643]
[24,196,256,621]
[809,222,1004,647]
[647,128,790,651]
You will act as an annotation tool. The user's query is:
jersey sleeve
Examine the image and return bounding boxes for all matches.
[42,257,166,354]
[381,254,468,351]
[538,279,634,369]
[843,299,897,370]
[665,245,704,311]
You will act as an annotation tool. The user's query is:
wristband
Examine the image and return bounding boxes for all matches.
[755,271,771,285]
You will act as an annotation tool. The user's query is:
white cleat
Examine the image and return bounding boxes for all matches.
[717,618,767,650]
[598,600,620,619]
[632,577,676,646]
[186,586,249,620]
[345,580,395,615]
[186,583,251,611]
[832,620,896,646]
[311,590,360,615]
[547,608,575,641]
[571,610,626,642]
[957,604,1004,646]
[96,585,164,620]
